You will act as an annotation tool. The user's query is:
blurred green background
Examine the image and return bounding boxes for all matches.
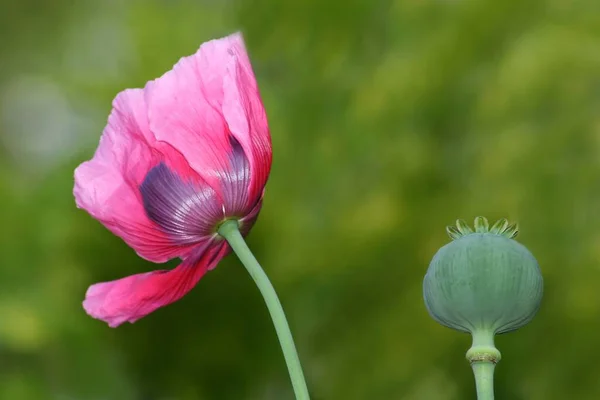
[1,0,600,399]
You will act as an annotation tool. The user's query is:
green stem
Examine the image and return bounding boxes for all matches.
[471,362,496,400]
[466,330,501,400]
[218,220,310,400]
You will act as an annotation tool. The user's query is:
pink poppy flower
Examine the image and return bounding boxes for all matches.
[74,33,272,327]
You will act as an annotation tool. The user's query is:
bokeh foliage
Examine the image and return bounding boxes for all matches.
[1,0,600,398]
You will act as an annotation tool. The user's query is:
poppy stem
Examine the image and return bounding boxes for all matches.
[466,330,500,400]
[218,220,310,400]
[471,362,495,400]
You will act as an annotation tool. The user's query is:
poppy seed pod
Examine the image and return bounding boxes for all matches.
[423,217,543,336]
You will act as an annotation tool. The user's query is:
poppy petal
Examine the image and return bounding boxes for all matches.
[74,89,196,263]
[140,162,224,243]
[221,33,272,205]
[144,37,235,194]
[83,240,228,327]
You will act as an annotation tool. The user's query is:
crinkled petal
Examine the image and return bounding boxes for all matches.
[145,39,233,195]
[74,89,200,263]
[145,32,271,210]
[222,33,272,205]
[83,240,227,327]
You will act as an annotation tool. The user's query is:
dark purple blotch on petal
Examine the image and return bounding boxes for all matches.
[220,136,251,215]
[140,137,253,245]
[140,163,223,244]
